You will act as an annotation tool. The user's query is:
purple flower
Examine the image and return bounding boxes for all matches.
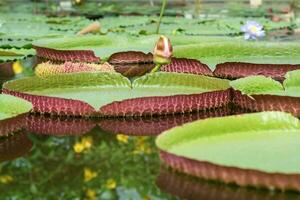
[241,21,265,40]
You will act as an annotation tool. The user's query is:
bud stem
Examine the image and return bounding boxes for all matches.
[156,0,168,34]
[150,64,162,73]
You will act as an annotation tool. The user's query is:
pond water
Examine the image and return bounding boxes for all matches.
[0,108,300,200]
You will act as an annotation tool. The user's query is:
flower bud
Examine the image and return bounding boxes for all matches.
[153,35,173,65]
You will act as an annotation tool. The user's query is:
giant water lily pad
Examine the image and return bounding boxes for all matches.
[0,94,32,136]
[156,112,300,191]
[33,35,155,62]
[3,72,230,117]
[231,70,300,117]
[174,41,300,70]
[32,35,239,63]
[33,35,300,73]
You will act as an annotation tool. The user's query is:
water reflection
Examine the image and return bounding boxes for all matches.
[26,114,97,136]
[0,107,298,199]
[100,106,232,136]
[157,167,300,200]
[26,106,232,136]
[0,114,27,137]
[0,126,170,199]
[0,131,32,162]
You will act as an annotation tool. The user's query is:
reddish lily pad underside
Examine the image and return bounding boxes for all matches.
[214,62,300,81]
[2,72,230,117]
[156,112,300,191]
[107,51,213,77]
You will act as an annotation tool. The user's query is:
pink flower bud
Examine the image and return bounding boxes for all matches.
[153,35,173,65]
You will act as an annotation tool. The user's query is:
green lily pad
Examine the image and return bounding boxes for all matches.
[0,48,35,63]
[33,35,300,69]
[230,70,300,97]
[0,94,32,120]
[284,70,300,92]
[174,41,300,69]
[3,72,230,116]
[32,35,240,62]
[156,112,300,191]
[5,72,228,110]
[230,70,300,117]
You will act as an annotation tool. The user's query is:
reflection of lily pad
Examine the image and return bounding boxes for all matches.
[157,167,300,200]
[156,112,300,191]
[0,131,32,162]
[26,115,97,136]
[231,70,300,117]
[0,94,32,136]
[99,107,231,136]
[3,72,230,117]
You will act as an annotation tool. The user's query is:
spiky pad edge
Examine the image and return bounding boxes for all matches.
[3,89,231,117]
[100,89,231,117]
[0,114,27,137]
[99,107,231,136]
[2,89,97,117]
[26,115,97,136]
[34,46,100,62]
[233,91,300,117]
[159,150,300,192]
[161,58,213,77]
[214,62,300,81]
[0,131,32,162]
